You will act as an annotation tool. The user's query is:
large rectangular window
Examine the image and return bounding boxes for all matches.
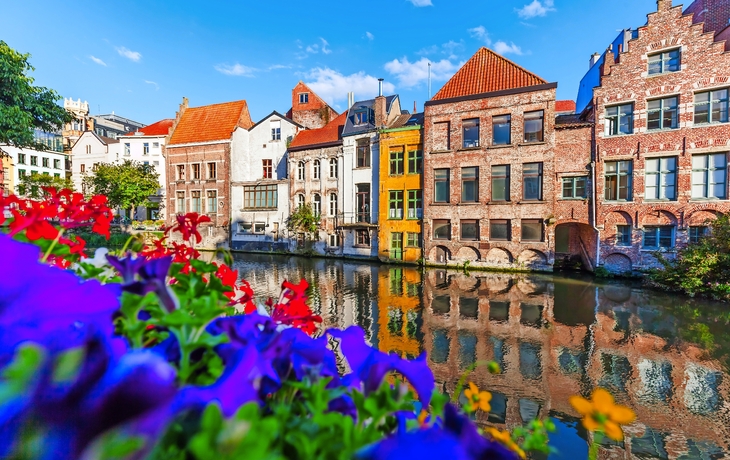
[523,111,544,142]
[692,153,727,199]
[647,96,678,130]
[490,220,510,241]
[694,89,728,125]
[492,165,510,201]
[462,118,479,148]
[389,190,404,219]
[562,176,587,199]
[192,164,201,180]
[461,167,478,202]
[492,114,511,145]
[143,143,150,155]
[433,220,451,240]
[645,157,677,200]
[648,49,680,75]
[523,163,543,201]
[461,220,479,240]
[356,184,370,223]
[356,139,370,168]
[605,161,632,201]
[207,162,217,179]
[207,190,217,213]
[191,191,201,213]
[407,150,422,174]
[643,226,674,249]
[616,225,632,246]
[389,150,404,176]
[521,219,543,242]
[605,104,634,136]
[689,226,709,244]
[407,190,422,219]
[243,184,278,209]
[176,191,185,214]
[434,169,450,203]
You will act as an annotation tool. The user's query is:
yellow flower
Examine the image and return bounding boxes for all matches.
[418,409,429,426]
[569,388,636,441]
[464,382,492,412]
[486,427,526,459]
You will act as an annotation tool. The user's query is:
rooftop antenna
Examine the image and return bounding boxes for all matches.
[428,62,432,99]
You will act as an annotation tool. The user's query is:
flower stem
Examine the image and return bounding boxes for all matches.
[588,431,602,460]
[42,228,65,262]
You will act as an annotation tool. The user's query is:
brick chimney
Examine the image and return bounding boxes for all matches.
[374,78,387,127]
[657,0,672,11]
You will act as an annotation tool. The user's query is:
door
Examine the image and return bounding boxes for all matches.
[555,226,570,253]
[391,232,403,260]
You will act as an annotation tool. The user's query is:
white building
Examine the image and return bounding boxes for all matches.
[70,131,119,192]
[230,111,303,251]
[1,131,69,195]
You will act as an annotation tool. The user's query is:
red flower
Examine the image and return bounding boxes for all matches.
[214,263,239,300]
[0,194,18,226]
[170,213,211,244]
[8,199,60,241]
[141,236,173,260]
[41,188,112,239]
[270,279,322,335]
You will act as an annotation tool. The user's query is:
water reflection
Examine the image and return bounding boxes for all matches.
[231,253,730,459]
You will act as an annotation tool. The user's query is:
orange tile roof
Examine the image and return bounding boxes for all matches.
[128,118,174,136]
[555,100,576,113]
[169,100,252,145]
[432,47,548,100]
[288,111,347,150]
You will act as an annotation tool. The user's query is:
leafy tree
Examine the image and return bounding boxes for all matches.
[82,160,160,218]
[18,172,73,199]
[287,203,320,241]
[0,41,74,150]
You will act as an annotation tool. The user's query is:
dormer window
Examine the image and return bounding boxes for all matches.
[648,49,680,75]
[299,93,309,104]
[354,110,369,125]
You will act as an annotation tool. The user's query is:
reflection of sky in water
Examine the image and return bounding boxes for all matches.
[519,342,542,380]
[637,359,673,405]
[684,364,722,415]
[458,331,477,369]
[431,329,449,364]
[557,347,586,376]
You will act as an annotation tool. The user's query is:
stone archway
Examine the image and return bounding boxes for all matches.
[485,247,513,265]
[603,253,632,274]
[428,245,451,263]
[517,249,548,268]
[455,246,481,262]
[554,222,598,271]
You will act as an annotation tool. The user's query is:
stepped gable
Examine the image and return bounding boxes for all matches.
[288,111,347,150]
[168,100,253,145]
[432,47,548,101]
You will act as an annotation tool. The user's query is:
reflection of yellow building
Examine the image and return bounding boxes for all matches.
[378,117,423,263]
[376,266,422,358]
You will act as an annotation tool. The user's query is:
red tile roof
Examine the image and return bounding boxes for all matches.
[555,100,576,113]
[288,111,347,150]
[128,118,174,136]
[169,100,253,145]
[432,47,548,101]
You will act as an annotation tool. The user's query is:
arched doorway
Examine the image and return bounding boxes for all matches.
[554,222,597,271]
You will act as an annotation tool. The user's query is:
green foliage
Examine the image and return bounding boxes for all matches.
[0,41,74,150]
[82,160,160,215]
[18,172,73,199]
[287,204,320,240]
[594,266,614,279]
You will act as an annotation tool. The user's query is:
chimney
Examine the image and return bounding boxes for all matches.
[589,53,601,69]
[347,92,354,109]
[374,79,387,128]
[378,78,384,97]
[657,0,671,12]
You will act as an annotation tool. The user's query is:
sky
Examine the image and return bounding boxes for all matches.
[4,0,669,125]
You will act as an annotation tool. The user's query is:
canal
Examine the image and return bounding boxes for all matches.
[231,253,730,459]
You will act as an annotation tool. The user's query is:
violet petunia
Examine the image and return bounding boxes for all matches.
[106,254,177,312]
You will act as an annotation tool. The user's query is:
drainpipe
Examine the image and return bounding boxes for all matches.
[590,159,600,268]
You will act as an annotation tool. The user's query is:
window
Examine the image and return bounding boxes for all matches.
[521,219,543,242]
[328,234,340,247]
[524,110,544,142]
[493,114,511,145]
[42,158,49,168]
[18,169,26,176]
[645,157,677,200]
[648,49,680,75]
[605,104,634,135]
[124,143,130,156]
[407,190,422,219]
[53,159,61,169]
[297,194,305,209]
[263,159,273,179]
[433,220,451,240]
[461,167,478,202]
[271,120,281,141]
[299,93,309,104]
[356,229,370,246]
[297,161,305,181]
[354,110,369,125]
[694,89,729,125]
[388,190,404,219]
[238,222,253,233]
[462,118,479,148]
[253,223,266,234]
[192,164,201,180]
[433,122,450,151]
[207,162,217,179]
[85,145,91,154]
[243,184,278,209]
[313,160,320,179]
[313,194,321,215]
[490,220,510,241]
[329,193,338,216]
[207,190,217,213]
[647,96,678,130]
[407,150,422,174]
[492,165,510,201]
[80,164,85,173]
[434,168,450,203]
[689,226,709,244]
[143,143,149,155]
[329,158,338,178]
[692,153,727,199]
[356,139,370,168]
[461,220,479,240]
[18,154,26,164]
[177,165,185,180]
[191,191,201,213]
[176,192,185,214]
[356,184,370,222]
[406,232,420,247]
[30,156,37,166]
[389,150,404,175]
[523,163,543,201]
[153,142,159,149]
[391,233,403,260]
[605,161,632,201]
[143,161,149,166]
[616,225,632,246]
[562,176,587,199]
[643,226,674,249]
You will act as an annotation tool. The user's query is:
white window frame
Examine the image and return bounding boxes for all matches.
[692,153,727,199]
[645,156,677,201]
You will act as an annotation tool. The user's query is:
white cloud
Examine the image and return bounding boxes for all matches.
[144,80,159,90]
[493,41,523,55]
[467,26,492,45]
[417,40,464,60]
[517,0,555,19]
[385,57,460,89]
[320,38,331,54]
[297,38,332,58]
[214,63,256,76]
[268,64,292,70]
[89,55,107,66]
[116,46,142,62]
[304,67,395,105]
[407,0,433,6]
[365,31,374,41]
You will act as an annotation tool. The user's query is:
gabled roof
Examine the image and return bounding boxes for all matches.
[342,95,399,137]
[555,100,576,113]
[249,111,304,131]
[70,130,117,150]
[169,100,253,145]
[432,47,549,101]
[127,118,174,136]
[288,111,347,151]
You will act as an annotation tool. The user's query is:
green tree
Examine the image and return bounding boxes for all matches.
[18,172,73,199]
[0,41,74,150]
[82,160,160,218]
[287,203,320,241]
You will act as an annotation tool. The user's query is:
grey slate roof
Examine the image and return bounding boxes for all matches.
[341,95,398,137]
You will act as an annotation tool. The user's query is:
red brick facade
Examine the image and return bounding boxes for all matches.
[289,82,338,130]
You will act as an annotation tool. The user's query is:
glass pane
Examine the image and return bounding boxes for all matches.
[434,221,450,239]
[711,153,726,168]
[492,178,506,201]
[490,221,509,240]
[524,177,540,200]
[462,167,477,179]
[462,181,477,202]
[435,169,448,180]
[435,182,448,202]
[644,229,658,247]
[461,221,479,240]
[493,115,511,145]
[646,158,659,172]
[562,179,573,198]
[463,118,479,148]
[575,177,586,197]
[522,222,542,241]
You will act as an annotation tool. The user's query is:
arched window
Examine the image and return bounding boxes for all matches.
[297,161,305,181]
[313,194,321,215]
[297,194,305,209]
[329,158,338,178]
[329,193,338,216]
[313,160,321,180]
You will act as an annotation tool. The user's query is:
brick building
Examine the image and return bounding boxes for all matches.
[584,0,730,273]
[165,98,253,249]
[287,81,339,130]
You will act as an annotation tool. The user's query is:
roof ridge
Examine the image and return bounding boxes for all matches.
[187,99,248,110]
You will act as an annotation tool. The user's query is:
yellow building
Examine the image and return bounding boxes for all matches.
[378,115,423,263]
[376,266,422,359]
[0,150,13,195]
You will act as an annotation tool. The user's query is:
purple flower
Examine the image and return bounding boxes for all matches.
[106,254,177,312]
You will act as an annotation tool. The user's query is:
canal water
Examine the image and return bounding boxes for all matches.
[231,253,730,459]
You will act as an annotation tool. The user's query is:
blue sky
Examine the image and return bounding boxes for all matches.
[5,0,666,125]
